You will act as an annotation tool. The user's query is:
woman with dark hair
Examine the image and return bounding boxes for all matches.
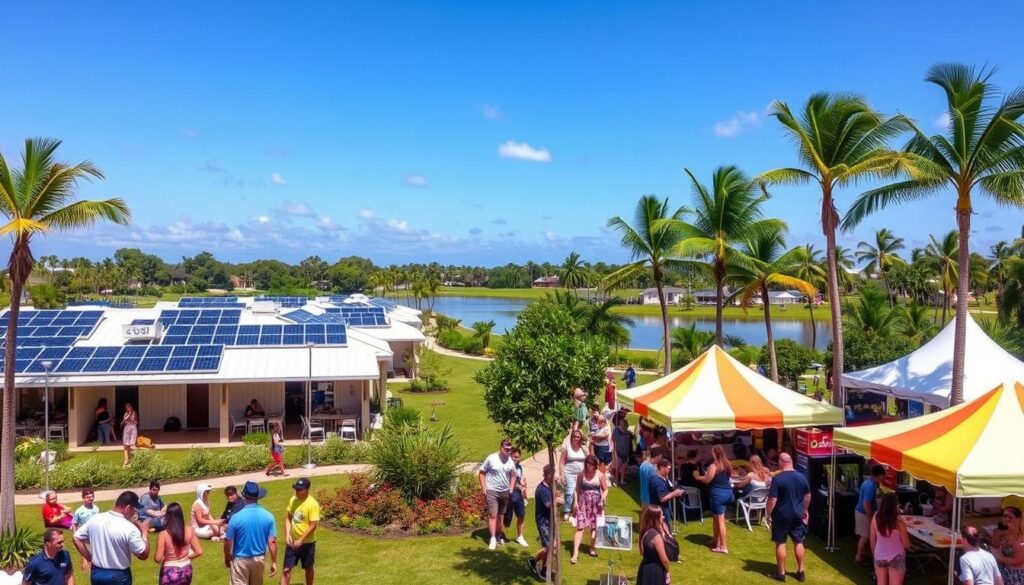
[155,502,202,585]
[569,454,608,564]
[95,398,116,444]
[869,493,910,585]
[694,444,734,553]
[994,506,1024,585]
[264,422,287,477]
[636,505,672,585]
[121,402,138,467]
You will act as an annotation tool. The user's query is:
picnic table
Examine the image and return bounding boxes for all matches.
[903,515,963,575]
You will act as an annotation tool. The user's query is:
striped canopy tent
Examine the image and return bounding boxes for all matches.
[834,381,1024,497]
[617,345,843,432]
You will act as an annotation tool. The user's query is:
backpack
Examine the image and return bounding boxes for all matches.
[163,416,182,432]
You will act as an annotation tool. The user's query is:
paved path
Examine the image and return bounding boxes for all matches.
[423,335,492,361]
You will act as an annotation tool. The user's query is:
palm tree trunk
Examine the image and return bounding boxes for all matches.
[823,190,845,408]
[882,270,894,307]
[714,261,725,347]
[942,288,948,324]
[762,283,778,383]
[654,270,671,374]
[1,240,33,534]
[951,197,971,405]
[808,301,817,351]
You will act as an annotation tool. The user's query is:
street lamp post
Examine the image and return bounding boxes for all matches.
[40,360,54,499]
[303,342,316,470]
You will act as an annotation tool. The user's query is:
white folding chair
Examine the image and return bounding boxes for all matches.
[230,415,248,438]
[247,417,267,434]
[47,425,67,442]
[301,415,326,443]
[735,486,770,531]
[339,418,358,442]
[679,486,704,525]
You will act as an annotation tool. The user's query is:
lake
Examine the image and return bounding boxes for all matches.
[406,296,831,350]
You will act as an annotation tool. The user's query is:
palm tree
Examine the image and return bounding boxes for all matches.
[856,229,905,306]
[998,257,1024,328]
[795,244,827,350]
[729,227,816,382]
[583,297,635,350]
[924,231,959,324]
[675,166,783,347]
[671,323,714,364]
[559,252,587,295]
[833,245,858,295]
[844,65,1024,405]
[470,320,496,349]
[760,93,913,407]
[0,138,131,534]
[605,195,690,373]
[844,285,905,338]
[901,301,938,343]
[989,241,1014,303]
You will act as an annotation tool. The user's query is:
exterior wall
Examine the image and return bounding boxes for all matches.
[71,386,114,447]
[138,384,187,430]
[390,341,420,377]
[332,380,363,414]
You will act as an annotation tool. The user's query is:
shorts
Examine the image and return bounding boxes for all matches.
[710,487,734,516]
[160,564,193,585]
[537,519,551,548]
[486,490,510,517]
[770,516,807,544]
[229,556,264,585]
[855,511,870,537]
[284,543,316,570]
[271,450,282,464]
[194,525,216,539]
[594,445,612,465]
[875,554,906,571]
[503,496,526,526]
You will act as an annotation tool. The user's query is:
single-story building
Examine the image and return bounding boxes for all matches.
[639,287,687,305]
[692,286,739,306]
[532,276,560,288]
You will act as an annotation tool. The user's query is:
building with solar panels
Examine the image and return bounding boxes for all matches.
[6,296,424,449]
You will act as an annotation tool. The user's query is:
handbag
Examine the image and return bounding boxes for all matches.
[662,531,680,562]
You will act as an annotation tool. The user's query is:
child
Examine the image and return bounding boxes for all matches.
[264,422,288,477]
[503,448,529,546]
[72,487,101,532]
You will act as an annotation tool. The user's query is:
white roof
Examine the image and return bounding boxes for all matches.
[841,314,1024,407]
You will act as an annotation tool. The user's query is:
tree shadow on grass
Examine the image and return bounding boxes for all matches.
[452,544,538,585]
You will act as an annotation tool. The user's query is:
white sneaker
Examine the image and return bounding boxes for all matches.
[516,535,529,547]
[488,537,497,550]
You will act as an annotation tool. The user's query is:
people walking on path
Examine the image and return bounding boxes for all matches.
[502,448,529,547]
[479,439,518,550]
[559,430,587,520]
[154,503,202,585]
[72,490,150,585]
[121,403,138,468]
[569,455,608,564]
[264,423,287,478]
[766,452,811,582]
[223,481,278,585]
[527,465,555,581]
[22,528,74,585]
[282,478,320,585]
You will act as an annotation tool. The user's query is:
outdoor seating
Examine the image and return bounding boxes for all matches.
[677,486,704,524]
[734,486,770,531]
[47,424,67,442]
[247,417,266,433]
[301,415,326,443]
[339,418,358,442]
[229,415,248,438]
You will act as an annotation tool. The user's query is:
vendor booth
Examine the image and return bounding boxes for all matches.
[834,381,1024,584]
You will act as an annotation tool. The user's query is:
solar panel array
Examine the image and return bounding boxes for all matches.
[368,297,399,311]
[281,309,346,325]
[178,297,244,308]
[158,309,242,326]
[0,311,104,347]
[158,321,346,346]
[325,306,388,327]
[1,344,224,376]
[255,296,308,308]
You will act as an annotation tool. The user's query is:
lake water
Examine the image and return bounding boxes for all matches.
[406,296,832,350]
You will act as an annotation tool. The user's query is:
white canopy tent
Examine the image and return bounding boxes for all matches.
[841,314,1024,407]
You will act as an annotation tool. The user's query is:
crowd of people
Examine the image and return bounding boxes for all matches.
[27,478,320,585]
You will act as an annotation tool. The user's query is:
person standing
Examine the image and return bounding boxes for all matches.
[766,452,811,582]
[610,416,631,487]
[635,505,672,585]
[479,439,517,550]
[638,446,664,508]
[604,374,617,412]
[120,403,138,468]
[502,448,529,547]
[264,423,287,478]
[527,465,555,581]
[22,528,74,585]
[570,389,588,433]
[694,444,734,554]
[224,481,278,585]
[650,459,684,533]
[559,431,587,521]
[94,399,116,445]
[137,480,168,532]
[992,506,1024,585]
[154,503,202,585]
[72,491,151,585]
[72,488,101,533]
[855,465,886,566]
[870,493,910,585]
[569,455,608,564]
[588,412,612,475]
[960,526,1004,585]
[623,364,637,389]
[282,478,320,585]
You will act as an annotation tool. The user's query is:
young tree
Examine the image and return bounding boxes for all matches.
[475,303,608,584]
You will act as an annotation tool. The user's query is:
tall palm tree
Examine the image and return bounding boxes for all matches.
[605,195,690,373]
[989,241,1014,303]
[583,297,635,350]
[924,231,959,324]
[844,285,905,338]
[760,93,913,407]
[844,64,1024,405]
[856,228,906,306]
[730,227,816,382]
[0,138,131,534]
[675,166,783,347]
[795,244,827,350]
[559,251,587,295]
[901,301,939,343]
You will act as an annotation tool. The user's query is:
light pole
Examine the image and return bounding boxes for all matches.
[39,360,54,499]
[303,342,316,470]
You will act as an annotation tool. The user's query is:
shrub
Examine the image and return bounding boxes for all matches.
[49,459,119,491]
[15,438,69,464]
[434,314,462,332]
[436,329,466,350]
[761,339,814,388]
[636,356,658,370]
[14,462,42,491]
[242,431,270,446]
[369,423,463,501]
[289,437,371,466]
[459,337,484,355]
[382,406,421,431]
[0,528,41,572]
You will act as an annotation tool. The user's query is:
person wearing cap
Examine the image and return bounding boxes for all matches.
[224,481,277,585]
[282,478,320,585]
[191,484,226,540]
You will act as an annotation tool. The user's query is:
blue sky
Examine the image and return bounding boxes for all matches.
[3,0,1024,266]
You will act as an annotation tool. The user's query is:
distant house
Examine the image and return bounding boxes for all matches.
[169,268,190,286]
[693,286,739,305]
[532,276,560,288]
[639,287,687,305]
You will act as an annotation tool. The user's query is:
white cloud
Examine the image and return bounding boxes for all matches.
[181,128,201,139]
[277,201,315,217]
[257,215,270,225]
[357,209,375,219]
[934,112,951,129]
[498,140,552,162]
[317,216,344,234]
[713,111,761,138]
[270,172,286,185]
[387,219,409,232]
[544,230,563,243]
[475,104,502,120]
[403,174,430,188]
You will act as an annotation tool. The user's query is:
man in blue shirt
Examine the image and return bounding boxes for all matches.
[766,453,811,582]
[528,465,555,580]
[23,528,74,585]
[855,465,886,566]
[224,481,278,585]
[623,364,637,388]
[638,445,664,507]
[650,459,684,532]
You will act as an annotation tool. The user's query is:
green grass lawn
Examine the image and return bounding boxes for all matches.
[15,473,872,585]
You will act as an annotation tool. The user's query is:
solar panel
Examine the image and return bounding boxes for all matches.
[171,345,199,357]
[56,359,87,373]
[67,347,96,360]
[84,358,114,373]
[255,296,308,308]
[194,356,221,370]
[166,356,194,371]
[93,346,120,359]
[139,357,168,371]
[111,357,142,372]
[177,297,243,308]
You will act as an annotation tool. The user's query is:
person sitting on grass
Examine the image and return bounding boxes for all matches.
[137,480,168,532]
[191,484,226,541]
[42,491,74,530]
[220,486,246,524]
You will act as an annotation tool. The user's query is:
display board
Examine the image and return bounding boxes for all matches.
[595,515,632,551]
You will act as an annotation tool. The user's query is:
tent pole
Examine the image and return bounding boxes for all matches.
[947,480,960,585]
[827,437,837,552]
[670,432,677,523]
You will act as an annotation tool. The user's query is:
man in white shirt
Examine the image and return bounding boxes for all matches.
[960,526,1003,585]
[73,491,150,585]
[478,438,518,551]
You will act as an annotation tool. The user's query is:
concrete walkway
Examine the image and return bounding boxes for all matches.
[423,335,492,361]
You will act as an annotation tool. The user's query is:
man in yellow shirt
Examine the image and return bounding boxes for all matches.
[282,478,320,585]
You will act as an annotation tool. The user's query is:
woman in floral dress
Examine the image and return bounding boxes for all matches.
[570,454,608,564]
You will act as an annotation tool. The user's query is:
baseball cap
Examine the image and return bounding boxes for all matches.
[292,478,311,490]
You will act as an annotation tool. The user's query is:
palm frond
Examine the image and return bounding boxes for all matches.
[38,198,131,230]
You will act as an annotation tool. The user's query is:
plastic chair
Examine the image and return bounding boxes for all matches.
[301,416,325,443]
[47,425,66,442]
[229,415,247,438]
[678,486,704,525]
[339,419,358,442]
[735,486,770,531]
[247,417,267,434]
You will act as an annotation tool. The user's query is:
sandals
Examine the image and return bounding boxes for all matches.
[589,550,598,558]
[570,557,578,565]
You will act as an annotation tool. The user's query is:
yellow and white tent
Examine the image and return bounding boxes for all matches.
[834,381,1024,497]
[616,345,842,432]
